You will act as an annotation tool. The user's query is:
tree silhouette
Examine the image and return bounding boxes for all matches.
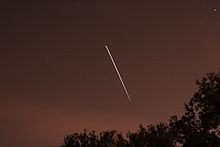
[127,123,176,147]
[60,129,128,147]
[169,71,220,146]
[58,71,220,147]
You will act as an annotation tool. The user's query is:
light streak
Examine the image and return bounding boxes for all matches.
[105,45,131,102]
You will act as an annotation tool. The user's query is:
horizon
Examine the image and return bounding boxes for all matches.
[1,0,220,147]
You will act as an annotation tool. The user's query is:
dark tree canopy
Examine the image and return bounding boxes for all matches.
[58,71,220,147]
[169,71,220,147]
[60,130,128,147]
[127,123,176,147]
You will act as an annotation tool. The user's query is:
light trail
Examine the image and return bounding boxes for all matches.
[105,45,131,102]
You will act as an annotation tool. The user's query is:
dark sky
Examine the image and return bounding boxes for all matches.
[0,0,220,146]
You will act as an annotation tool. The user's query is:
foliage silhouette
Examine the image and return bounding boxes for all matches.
[59,71,220,147]
[60,129,128,147]
[169,71,220,147]
[127,123,176,147]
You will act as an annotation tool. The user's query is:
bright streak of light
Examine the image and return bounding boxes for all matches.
[105,45,132,102]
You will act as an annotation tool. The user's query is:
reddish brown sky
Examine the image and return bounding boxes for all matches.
[0,0,220,146]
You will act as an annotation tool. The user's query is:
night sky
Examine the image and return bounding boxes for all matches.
[1,0,220,146]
